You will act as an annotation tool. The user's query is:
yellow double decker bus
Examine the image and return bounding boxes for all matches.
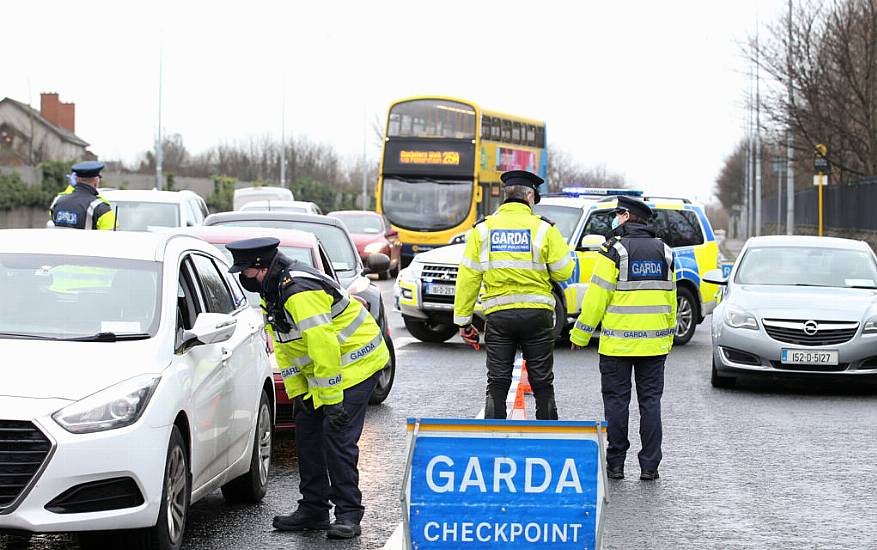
[376,96,547,265]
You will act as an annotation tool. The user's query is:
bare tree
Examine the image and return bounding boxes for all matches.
[547,145,626,191]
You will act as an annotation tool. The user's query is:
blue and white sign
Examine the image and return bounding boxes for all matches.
[403,419,607,549]
[489,230,531,253]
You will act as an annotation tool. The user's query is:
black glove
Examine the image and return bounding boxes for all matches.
[323,403,350,430]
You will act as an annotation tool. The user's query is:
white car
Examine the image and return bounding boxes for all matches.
[233,186,294,210]
[0,229,274,549]
[100,189,209,231]
[239,199,322,215]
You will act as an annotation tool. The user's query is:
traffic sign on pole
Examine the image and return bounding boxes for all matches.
[402,418,608,549]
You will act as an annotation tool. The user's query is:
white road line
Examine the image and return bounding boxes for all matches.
[382,353,522,549]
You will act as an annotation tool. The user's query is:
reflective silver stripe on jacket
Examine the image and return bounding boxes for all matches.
[482,293,555,311]
[606,304,673,314]
[84,198,105,230]
[549,254,572,272]
[276,327,302,342]
[286,269,350,317]
[574,320,596,334]
[460,256,484,272]
[292,354,313,367]
[307,373,343,389]
[601,328,675,339]
[531,221,550,264]
[297,313,332,331]
[477,223,490,263]
[613,241,629,281]
[341,332,385,366]
[485,259,547,271]
[663,244,675,281]
[337,307,370,343]
[454,314,473,326]
[616,280,676,291]
[590,274,617,291]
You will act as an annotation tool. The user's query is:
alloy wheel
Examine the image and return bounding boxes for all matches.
[257,404,272,486]
[165,446,187,544]
[676,296,693,337]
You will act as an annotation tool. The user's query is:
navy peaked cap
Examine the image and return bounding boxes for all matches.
[226,237,280,273]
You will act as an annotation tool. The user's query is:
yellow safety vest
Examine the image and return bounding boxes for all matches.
[570,236,677,356]
[454,201,575,326]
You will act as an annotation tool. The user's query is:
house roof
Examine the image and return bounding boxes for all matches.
[0,97,89,147]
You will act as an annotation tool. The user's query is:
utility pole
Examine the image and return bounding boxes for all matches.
[361,107,368,210]
[280,90,287,187]
[155,50,163,191]
[754,27,762,237]
[786,0,796,234]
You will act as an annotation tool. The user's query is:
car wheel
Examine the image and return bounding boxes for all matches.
[369,335,395,405]
[711,357,736,389]
[673,287,698,346]
[403,315,458,343]
[221,390,272,503]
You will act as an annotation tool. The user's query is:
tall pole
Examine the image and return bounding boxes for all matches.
[754,27,763,237]
[280,89,287,187]
[361,108,368,210]
[786,0,796,234]
[777,162,783,234]
[155,49,163,191]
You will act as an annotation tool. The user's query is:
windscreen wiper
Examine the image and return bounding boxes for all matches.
[0,332,56,340]
[63,332,152,342]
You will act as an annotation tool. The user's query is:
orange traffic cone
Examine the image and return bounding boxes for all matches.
[519,360,532,395]
[509,382,527,419]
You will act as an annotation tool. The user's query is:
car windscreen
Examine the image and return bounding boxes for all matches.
[213,245,315,307]
[735,246,877,288]
[334,214,383,235]
[112,201,180,231]
[532,205,581,242]
[0,254,162,339]
[214,220,359,273]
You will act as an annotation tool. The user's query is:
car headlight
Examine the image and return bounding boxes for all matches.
[364,241,387,255]
[864,316,877,334]
[724,306,759,330]
[53,374,161,434]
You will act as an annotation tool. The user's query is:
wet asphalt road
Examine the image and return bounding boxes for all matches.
[3,278,877,549]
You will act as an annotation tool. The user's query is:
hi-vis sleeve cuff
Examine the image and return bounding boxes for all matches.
[454,315,472,327]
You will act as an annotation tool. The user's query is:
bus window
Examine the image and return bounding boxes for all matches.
[536,125,545,148]
[512,122,522,144]
[481,116,493,140]
[527,125,536,146]
[387,99,476,139]
[492,120,501,140]
[501,119,511,142]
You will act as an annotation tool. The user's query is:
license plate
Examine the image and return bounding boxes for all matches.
[781,349,839,365]
[424,283,455,296]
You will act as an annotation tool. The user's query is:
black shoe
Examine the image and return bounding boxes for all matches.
[640,469,660,481]
[272,509,330,531]
[606,465,624,479]
[327,518,361,539]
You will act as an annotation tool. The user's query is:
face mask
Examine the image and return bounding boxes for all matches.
[611,217,621,230]
[239,273,262,293]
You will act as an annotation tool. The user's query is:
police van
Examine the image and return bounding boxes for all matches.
[394,188,719,345]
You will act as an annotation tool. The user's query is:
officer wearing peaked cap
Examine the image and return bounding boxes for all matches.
[570,194,677,481]
[226,237,389,539]
[453,170,574,420]
[49,161,116,230]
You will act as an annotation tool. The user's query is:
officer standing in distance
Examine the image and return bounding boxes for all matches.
[570,195,676,481]
[226,237,389,539]
[49,161,116,230]
[454,170,574,419]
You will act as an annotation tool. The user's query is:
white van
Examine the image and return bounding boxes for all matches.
[233,186,294,211]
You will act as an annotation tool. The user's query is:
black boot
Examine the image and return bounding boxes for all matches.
[272,509,330,531]
[607,465,624,480]
[327,518,361,539]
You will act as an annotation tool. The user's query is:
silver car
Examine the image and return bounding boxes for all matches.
[705,236,877,387]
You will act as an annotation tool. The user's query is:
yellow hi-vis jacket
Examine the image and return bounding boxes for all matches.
[266,263,388,408]
[49,184,116,230]
[453,200,575,326]
[570,228,677,356]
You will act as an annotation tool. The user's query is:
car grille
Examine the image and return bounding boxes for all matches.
[770,361,849,372]
[421,264,457,304]
[762,319,859,346]
[0,420,52,510]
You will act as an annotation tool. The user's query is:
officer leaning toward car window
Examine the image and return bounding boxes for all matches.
[49,161,116,230]
[570,195,676,481]
[453,170,575,420]
[226,237,389,540]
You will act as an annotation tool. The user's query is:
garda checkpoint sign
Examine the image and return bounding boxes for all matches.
[402,418,608,549]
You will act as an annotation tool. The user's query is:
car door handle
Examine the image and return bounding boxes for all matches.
[221,347,233,362]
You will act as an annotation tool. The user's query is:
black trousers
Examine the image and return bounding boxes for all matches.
[599,354,666,470]
[294,373,377,523]
[484,308,558,420]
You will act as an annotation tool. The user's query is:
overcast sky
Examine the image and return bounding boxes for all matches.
[4,0,786,202]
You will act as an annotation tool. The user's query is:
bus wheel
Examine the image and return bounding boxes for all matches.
[403,315,458,343]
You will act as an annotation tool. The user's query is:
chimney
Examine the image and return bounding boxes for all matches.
[40,92,76,134]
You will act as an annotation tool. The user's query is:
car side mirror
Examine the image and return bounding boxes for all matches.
[703,268,728,286]
[362,253,390,275]
[576,234,606,252]
[179,313,237,352]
